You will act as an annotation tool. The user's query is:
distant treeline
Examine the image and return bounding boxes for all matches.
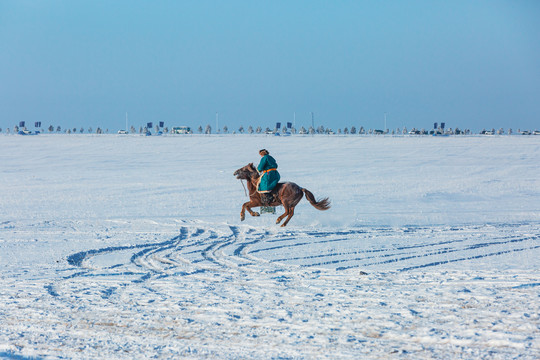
[1,124,538,136]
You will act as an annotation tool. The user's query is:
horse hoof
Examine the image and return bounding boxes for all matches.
[280,224,287,227]
[240,215,245,221]
[253,212,260,217]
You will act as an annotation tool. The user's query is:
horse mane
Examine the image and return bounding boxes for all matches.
[247,163,260,180]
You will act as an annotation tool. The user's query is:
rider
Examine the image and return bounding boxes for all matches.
[257,149,280,205]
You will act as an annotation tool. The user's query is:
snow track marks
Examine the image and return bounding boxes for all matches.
[2,222,539,359]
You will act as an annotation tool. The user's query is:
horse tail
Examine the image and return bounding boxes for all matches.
[302,188,331,211]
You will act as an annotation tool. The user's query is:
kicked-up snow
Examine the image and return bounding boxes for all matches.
[0,134,539,359]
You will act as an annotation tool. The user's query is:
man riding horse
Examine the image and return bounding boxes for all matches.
[257,149,280,205]
[234,153,330,226]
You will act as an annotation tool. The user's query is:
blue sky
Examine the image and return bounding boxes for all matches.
[1,0,539,132]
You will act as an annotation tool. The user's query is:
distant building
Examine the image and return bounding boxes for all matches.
[171,126,192,134]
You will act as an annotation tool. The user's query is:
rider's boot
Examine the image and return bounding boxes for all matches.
[262,193,273,205]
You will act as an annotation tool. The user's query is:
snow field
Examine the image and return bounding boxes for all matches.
[0,134,539,359]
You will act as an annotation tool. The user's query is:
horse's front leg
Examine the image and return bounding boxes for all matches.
[241,201,260,221]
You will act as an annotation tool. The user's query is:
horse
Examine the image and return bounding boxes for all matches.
[234,163,331,227]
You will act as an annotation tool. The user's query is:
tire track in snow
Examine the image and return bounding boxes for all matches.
[240,224,540,272]
[52,222,540,303]
[31,221,540,360]
[62,222,540,280]
[333,234,540,271]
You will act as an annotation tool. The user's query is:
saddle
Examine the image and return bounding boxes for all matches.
[260,184,281,205]
[261,192,275,206]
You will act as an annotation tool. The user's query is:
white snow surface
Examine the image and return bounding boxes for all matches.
[1,134,539,359]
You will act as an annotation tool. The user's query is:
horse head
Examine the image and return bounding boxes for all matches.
[234,163,259,181]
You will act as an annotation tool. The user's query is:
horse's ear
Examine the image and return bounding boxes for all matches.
[249,162,254,168]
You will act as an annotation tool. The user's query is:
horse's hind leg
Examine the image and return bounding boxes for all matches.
[276,206,289,225]
[281,207,295,227]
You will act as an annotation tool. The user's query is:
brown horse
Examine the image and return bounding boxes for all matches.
[234,163,331,227]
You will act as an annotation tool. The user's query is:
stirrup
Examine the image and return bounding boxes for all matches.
[261,206,276,214]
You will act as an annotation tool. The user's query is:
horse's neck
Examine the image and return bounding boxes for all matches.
[246,175,259,196]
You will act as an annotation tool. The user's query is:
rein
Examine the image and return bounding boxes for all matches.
[241,180,248,197]
[240,174,260,198]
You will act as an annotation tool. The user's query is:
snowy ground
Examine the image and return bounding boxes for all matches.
[0,134,539,359]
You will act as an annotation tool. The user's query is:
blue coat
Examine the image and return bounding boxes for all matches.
[257,155,280,192]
